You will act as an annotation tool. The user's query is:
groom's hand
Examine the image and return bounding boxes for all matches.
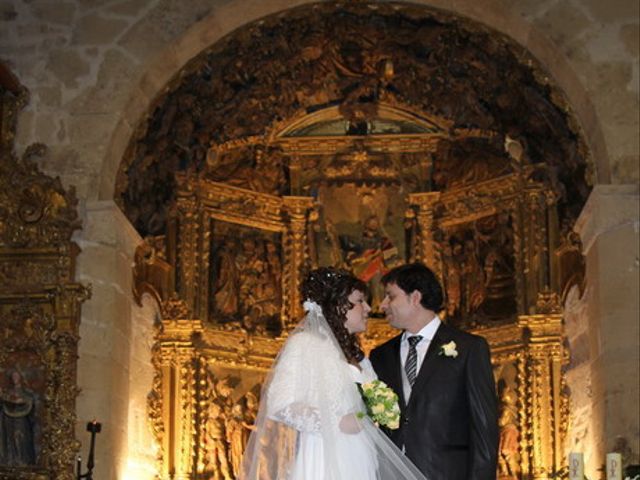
[339,413,363,434]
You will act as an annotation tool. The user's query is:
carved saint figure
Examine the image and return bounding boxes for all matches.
[442,239,464,319]
[241,391,259,449]
[497,383,520,479]
[212,234,282,332]
[206,401,232,480]
[237,239,281,332]
[213,241,240,317]
[236,238,265,328]
[462,238,486,314]
[204,376,239,480]
[226,402,246,478]
[249,241,281,330]
[0,371,37,466]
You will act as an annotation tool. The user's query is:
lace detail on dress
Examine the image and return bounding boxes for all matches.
[272,402,321,433]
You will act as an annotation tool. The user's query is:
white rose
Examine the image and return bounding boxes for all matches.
[371,403,385,415]
[442,341,458,357]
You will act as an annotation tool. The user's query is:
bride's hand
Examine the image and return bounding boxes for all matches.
[339,413,363,434]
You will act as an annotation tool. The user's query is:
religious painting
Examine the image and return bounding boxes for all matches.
[309,183,406,313]
[438,212,517,327]
[208,220,283,335]
[0,351,44,469]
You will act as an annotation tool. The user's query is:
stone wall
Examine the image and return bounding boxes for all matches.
[126,295,159,480]
[0,1,637,478]
[0,0,637,195]
[574,185,640,475]
[73,201,142,479]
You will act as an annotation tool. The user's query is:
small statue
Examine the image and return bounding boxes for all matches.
[0,370,37,466]
[213,241,240,317]
[204,376,237,480]
[225,402,246,478]
[240,390,260,453]
[497,383,520,479]
[206,401,233,480]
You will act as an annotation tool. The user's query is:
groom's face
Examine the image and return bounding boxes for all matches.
[380,282,417,330]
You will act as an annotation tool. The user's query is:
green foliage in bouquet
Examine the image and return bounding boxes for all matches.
[356,379,401,430]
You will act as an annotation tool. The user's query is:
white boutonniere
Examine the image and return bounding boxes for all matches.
[439,341,458,358]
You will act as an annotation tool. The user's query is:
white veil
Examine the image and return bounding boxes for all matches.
[239,301,427,480]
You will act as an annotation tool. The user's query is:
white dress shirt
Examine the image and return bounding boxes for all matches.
[400,316,442,403]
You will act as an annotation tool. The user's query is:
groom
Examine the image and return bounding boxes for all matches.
[370,263,498,480]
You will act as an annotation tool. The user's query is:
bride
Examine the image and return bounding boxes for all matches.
[240,267,426,479]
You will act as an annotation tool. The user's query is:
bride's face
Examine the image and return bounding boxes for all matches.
[344,289,371,334]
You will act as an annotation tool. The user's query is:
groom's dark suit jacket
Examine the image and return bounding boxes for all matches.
[370,322,499,480]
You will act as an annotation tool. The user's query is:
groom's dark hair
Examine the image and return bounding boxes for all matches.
[381,263,444,312]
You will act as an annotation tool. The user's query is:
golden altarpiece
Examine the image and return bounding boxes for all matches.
[0,64,90,480]
[133,103,585,480]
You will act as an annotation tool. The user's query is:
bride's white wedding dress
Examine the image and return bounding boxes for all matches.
[272,333,379,480]
[239,302,426,480]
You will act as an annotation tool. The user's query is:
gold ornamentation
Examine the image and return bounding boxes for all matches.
[554,229,586,302]
[0,148,80,250]
[133,236,172,306]
[130,28,578,476]
[161,294,191,320]
[534,289,563,315]
[0,76,88,478]
[116,3,591,238]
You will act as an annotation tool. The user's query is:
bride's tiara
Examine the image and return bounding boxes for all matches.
[307,267,352,282]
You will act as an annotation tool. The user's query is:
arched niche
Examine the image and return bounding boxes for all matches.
[123,4,593,478]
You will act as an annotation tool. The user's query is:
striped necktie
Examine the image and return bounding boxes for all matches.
[405,335,423,387]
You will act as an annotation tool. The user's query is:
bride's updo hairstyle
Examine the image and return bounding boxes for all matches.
[301,267,367,364]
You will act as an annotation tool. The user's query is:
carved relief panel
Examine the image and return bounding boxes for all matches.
[436,211,517,327]
[208,221,283,334]
[170,176,314,334]
[410,168,558,323]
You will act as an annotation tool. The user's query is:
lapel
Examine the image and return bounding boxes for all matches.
[408,322,450,407]
[385,334,407,410]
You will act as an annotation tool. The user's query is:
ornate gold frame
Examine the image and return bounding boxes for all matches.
[0,66,89,480]
[0,155,89,479]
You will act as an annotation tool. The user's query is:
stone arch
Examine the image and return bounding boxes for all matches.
[98,0,608,204]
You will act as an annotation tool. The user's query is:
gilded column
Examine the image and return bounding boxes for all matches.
[525,188,551,311]
[516,350,531,477]
[407,192,441,273]
[282,196,314,327]
[156,298,203,480]
[511,196,527,315]
[158,341,197,480]
[175,184,199,312]
[519,303,565,479]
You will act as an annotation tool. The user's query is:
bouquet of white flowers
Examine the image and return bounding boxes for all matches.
[356,379,401,430]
